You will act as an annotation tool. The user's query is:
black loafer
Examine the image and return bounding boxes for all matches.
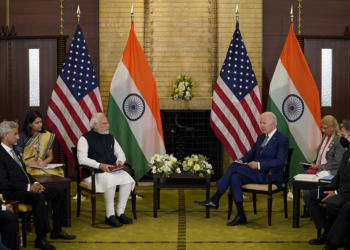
[116,214,133,224]
[301,210,310,218]
[105,215,121,227]
[34,238,56,250]
[50,229,76,240]
[308,237,329,245]
[194,199,219,210]
[227,215,247,226]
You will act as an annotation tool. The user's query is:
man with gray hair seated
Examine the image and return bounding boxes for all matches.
[77,113,135,227]
[0,121,75,250]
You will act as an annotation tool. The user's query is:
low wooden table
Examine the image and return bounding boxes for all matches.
[153,173,211,218]
[292,179,328,228]
[32,175,71,227]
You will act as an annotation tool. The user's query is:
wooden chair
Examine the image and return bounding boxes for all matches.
[227,148,294,226]
[71,147,137,225]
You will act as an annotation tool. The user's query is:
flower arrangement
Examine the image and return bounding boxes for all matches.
[149,154,181,177]
[182,154,214,177]
[171,74,194,100]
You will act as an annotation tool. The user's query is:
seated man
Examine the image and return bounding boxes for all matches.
[195,112,289,226]
[77,113,135,227]
[304,121,350,246]
[0,121,76,250]
[0,200,16,250]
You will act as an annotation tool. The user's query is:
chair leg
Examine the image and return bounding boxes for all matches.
[283,188,288,218]
[132,190,137,220]
[77,188,81,218]
[253,193,257,214]
[268,194,273,226]
[227,192,233,220]
[91,194,96,225]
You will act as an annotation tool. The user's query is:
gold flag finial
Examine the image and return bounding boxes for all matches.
[77,5,81,24]
[131,5,134,25]
[290,5,293,23]
[236,5,239,23]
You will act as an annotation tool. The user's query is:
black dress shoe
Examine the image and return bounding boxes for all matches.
[308,237,329,245]
[116,214,133,224]
[194,199,219,210]
[34,238,56,250]
[323,242,339,250]
[300,210,310,218]
[227,215,247,226]
[105,215,121,227]
[50,229,76,240]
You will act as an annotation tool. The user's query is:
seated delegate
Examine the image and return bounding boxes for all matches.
[15,111,64,177]
[194,112,289,226]
[303,121,350,247]
[0,121,75,250]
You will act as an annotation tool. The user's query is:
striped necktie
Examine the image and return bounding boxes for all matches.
[10,149,30,184]
[260,135,269,155]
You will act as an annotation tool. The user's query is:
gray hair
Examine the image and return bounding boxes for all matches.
[89,113,106,129]
[0,121,19,140]
[262,112,277,126]
[340,121,350,136]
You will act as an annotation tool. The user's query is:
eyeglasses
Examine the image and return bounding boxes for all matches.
[320,126,330,130]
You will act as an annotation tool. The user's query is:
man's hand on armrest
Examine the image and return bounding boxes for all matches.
[100,163,111,172]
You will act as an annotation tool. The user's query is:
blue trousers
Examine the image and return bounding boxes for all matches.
[215,162,261,203]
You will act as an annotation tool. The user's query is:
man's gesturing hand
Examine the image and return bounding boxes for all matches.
[100,163,111,172]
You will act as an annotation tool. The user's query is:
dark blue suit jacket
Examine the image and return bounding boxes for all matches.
[240,129,289,186]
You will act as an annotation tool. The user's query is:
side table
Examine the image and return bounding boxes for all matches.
[153,173,211,218]
[32,175,71,227]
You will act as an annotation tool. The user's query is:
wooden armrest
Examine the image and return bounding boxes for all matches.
[124,163,136,180]
[5,200,18,206]
[268,165,285,175]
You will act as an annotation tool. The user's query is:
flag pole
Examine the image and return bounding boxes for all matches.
[290,5,293,24]
[236,5,239,23]
[131,5,134,25]
[77,5,81,24]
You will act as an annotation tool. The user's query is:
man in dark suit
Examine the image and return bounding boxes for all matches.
[195,112,289,226]
[304,121,350,247]
[0,200,16,250]
[0,121,76,250]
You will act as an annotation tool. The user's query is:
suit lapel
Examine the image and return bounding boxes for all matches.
[0,145,25,171]
[261,130,280,155]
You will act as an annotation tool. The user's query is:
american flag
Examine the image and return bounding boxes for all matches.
[46,24,103,167]
[210,23,262,161]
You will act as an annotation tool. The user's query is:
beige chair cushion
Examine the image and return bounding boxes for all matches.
[80,181,92,190]
[19,202,48,212]
[242,183,285,191]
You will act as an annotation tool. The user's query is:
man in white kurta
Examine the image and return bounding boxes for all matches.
[77,113,135,227]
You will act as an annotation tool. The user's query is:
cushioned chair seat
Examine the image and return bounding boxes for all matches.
[242,183,285,192]
[80,181,92,190]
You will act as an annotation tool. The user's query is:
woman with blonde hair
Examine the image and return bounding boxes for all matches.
[301,115,345,218]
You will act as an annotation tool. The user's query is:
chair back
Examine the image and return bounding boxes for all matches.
[71,147,81,183]
[283,148,294,183]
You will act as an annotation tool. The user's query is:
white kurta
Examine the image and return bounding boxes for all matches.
[77,136,135,193]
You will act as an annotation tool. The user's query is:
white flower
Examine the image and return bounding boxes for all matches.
[152,169,157,173]
[179,82,186,92]
[173,94,179,100]
[207,170,211,174]
[194,164,200,171]
[186,91,190,97]
[156,157,161,162]
[150,157,155,164]
[176,168,181,173]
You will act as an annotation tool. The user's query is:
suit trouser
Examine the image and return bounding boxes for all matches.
[0,209,17,249]
[326,203,350,246]
[215,163,260,203]
[303,189,350,231]
[3,185,67,239]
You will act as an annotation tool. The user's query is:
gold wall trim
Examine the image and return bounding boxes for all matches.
[6,0,9,27]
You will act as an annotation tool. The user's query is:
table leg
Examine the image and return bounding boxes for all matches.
[206,178,210,218]
[293,186,300,228]
[66,183,71,227]
[153,178,158,218]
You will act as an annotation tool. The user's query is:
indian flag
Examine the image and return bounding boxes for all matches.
[267,24,322,185]
[107,24,166,181]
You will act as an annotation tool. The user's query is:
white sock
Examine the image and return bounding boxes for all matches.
[116,183,132,216]
[103,186,116,218]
